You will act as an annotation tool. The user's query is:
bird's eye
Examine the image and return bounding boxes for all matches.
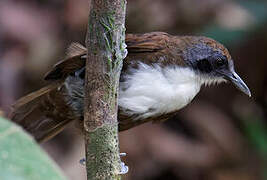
[216,58,225,67]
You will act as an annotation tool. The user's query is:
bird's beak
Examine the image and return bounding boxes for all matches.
[227,71,251,97]
[222,60,251,97]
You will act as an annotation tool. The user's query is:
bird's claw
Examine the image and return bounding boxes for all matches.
[119,161,129,174]
[120,152,127,157]
[119,152,128,174]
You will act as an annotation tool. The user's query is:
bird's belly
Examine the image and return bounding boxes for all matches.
[118,83,200,120]
[118,64,201,120]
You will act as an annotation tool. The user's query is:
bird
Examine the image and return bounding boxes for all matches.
[9,32,251,143]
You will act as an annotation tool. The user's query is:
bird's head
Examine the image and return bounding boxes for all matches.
[181,36,251,97]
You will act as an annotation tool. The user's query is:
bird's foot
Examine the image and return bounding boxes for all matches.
[119,153,128,175]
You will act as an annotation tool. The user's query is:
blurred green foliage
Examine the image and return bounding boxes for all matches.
[0,117,67,180]
[243,117,267,179]
[202,0,267,46]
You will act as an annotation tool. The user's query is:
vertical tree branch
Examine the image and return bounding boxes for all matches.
[84,0,127,180]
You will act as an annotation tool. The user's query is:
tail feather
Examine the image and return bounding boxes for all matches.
[11,84,54,124]
[9,83,75,143]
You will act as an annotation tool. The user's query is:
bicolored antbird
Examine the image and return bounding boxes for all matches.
[10,32,251,142]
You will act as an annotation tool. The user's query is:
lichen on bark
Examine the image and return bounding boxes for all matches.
[84,0,127,179]
[85,124,121,180]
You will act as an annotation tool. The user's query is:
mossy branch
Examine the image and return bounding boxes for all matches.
[84,0,127,180]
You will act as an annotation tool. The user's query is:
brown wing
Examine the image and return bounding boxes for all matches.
[44,43,87,81]
[66,42,87,57]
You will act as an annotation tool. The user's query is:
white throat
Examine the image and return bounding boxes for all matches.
[119,63,225,119]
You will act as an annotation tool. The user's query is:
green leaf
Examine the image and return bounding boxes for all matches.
[0,117,67,180]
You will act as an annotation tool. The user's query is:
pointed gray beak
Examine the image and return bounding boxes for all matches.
[219,60,251,97]
[228,71,251,97]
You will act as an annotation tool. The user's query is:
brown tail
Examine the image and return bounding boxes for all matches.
[9,83,75,143]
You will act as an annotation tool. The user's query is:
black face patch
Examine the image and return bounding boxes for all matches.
[196,59,213,73]
[183,42,230,77]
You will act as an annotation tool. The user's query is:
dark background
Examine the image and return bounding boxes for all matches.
[0,0,266,179]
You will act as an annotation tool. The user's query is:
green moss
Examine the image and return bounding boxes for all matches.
[100,13,116,51]
[86,124,121,180]
[121,0,125,11]
[107,56,113,72]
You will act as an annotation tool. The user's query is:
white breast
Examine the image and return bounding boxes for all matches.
[119,63,202,119]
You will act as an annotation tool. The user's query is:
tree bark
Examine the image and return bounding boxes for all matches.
[84,0,127,180]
